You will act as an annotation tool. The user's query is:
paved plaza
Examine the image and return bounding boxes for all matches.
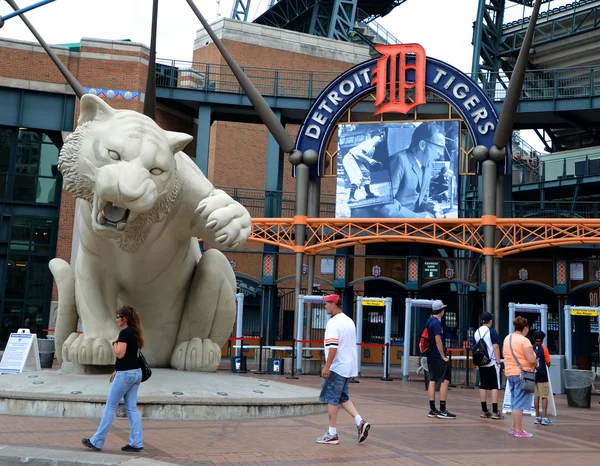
[0,367,598,465]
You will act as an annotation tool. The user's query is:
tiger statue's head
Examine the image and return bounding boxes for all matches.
[59,94,193,251]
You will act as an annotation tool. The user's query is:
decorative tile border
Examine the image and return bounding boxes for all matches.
[85,87,140,101]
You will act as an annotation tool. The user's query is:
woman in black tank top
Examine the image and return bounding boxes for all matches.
[82,304,145,452]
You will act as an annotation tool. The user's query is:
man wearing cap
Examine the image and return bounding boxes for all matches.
[425,300,456,419]
[316,294,371,445]
[474,312,503,419]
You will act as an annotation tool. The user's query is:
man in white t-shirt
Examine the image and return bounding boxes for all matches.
[473,312,504,419]
[316,294,370,445]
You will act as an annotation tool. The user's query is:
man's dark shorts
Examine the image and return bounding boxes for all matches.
[479,365,501,390]
[428,358,451,384]
[319,371,350,406]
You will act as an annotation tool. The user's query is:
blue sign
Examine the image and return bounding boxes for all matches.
[295,56,508,177]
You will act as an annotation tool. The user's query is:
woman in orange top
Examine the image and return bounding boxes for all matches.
[502,316,537,438]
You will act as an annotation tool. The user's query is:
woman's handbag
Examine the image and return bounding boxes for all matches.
[509,334,535,393]
[138,350,152,382]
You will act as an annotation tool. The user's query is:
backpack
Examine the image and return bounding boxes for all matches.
[472,328,491,366]
[419,324,432,355]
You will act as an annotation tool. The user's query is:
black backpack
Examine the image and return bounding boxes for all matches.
[472,328,491,366]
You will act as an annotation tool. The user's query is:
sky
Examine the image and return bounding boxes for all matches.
[0,0,577,151]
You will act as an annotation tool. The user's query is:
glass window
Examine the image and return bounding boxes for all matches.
[1,303,23,343]
[32,219,54,252]
[12,175,37,202]
[10,218,32,251]
[5,255,28,299]
[0,128,13,173]
[16,130,41,175]
[39,142,59,177]
[27,256,49,300]
[0,173,6,201]
[35,178,57,204]
[23,304,43,335]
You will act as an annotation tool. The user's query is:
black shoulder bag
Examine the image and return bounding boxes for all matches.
[138,350,152,382]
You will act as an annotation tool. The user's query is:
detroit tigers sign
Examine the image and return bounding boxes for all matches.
[295,44,508,177]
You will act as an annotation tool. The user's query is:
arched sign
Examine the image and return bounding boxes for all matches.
[295,46,509,177]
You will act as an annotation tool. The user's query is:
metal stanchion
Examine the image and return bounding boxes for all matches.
[254,336,266,375]
[461,347,474,389]
[286,339,299,379]
[381,343,393,381]
[448,351,455,387]
[235,338,247,374]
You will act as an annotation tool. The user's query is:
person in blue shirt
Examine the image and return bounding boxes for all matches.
[425,300,456,419]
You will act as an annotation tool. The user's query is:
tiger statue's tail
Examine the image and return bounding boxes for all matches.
[48,258,78,364]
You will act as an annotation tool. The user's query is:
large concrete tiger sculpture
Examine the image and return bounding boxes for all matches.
[49,94,252,372]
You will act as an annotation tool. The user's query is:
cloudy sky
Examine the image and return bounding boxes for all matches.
[0,0,569,72]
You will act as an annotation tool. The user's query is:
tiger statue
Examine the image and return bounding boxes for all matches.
[49,94,252,372]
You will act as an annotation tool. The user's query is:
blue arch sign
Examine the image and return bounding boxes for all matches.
[295,53,509,177]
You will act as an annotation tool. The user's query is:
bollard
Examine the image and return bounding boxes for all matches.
[236,338,247,374]
[448,351,455,387]
[286,339,299,379]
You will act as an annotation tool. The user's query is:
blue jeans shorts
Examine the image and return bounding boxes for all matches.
[319,371,350,406]
[507,375,531,411]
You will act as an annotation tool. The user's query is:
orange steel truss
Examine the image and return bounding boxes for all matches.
[249,217,600,257]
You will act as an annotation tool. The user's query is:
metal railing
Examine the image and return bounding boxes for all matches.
[461,200,600,219]
[355,8,401,45]
[512,151,600,185]
[158,59,600,103]
[216,186,336,218]
[503,0,596,30]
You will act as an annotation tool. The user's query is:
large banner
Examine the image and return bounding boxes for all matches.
[335,121,459,219]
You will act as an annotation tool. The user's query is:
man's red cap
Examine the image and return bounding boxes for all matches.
[323,294,340,305]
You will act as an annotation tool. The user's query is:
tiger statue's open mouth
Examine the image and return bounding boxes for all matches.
[92,196,139,233]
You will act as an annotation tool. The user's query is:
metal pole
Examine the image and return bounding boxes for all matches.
[295,294,305,375]
[293,164,309,374]
[184,0,295,153]
[564,306,572,369]
[6,0,85,98]
[482,160,497,318]
[493,175,504,333]
[541,304,548,345]
[304,178,321,351]
[235,293,244,358]
[356,297,363,377]
[143,0,159,120]
[381,297,393,381]
[403,298,412,380]
[508,302,515,335]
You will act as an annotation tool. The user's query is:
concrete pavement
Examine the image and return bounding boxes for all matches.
[0,369,598,465]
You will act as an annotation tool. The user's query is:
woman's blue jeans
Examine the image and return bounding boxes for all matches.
[91,368,143,449]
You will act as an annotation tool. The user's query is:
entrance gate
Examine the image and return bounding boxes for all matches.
[403,299,437,380]
[564,305,599,369]
[508,302,548,344]
[356,296,392,380]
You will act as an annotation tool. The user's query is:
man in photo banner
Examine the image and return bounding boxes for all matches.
[341,130,384,202]
[380,122,446,218]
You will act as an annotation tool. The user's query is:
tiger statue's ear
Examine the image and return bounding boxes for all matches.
[78,94,115,125]
[165,131,194,154]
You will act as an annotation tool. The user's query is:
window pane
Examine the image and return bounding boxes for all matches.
[27,257,50,300]
[5,256,28,299]
[23,304,43,335]
[10,218,32,251]
[36,178,57,204]
[33,219,54,252]
[1,303,23,342]
[16,130,41,175]
[0,173,6,200]
[39,143,59,177]
[12,175,36,202]
[0,128,13,172]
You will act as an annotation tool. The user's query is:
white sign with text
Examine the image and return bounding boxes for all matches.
[0,329,41,374]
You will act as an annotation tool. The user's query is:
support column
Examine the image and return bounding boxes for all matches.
[195,104,212,175]
[493,174,504,333]
[265,110,283,193]
[482,160,497,320]
[305,178,321,347]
